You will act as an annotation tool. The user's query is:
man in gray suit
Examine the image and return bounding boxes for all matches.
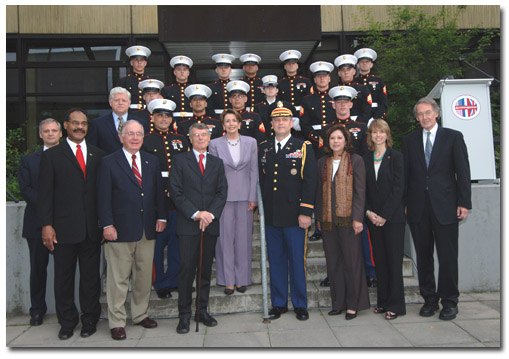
[169,122,228,334]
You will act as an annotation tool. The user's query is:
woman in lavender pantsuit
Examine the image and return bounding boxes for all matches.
[208,109,258,295]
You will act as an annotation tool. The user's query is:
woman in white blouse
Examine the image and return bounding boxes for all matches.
[363,119,406,320]
[208,109,258,295]
[315,124,369,320]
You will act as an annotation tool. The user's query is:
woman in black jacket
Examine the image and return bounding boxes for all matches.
[363,119,406,320]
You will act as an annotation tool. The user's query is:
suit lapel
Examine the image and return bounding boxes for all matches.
[140,152,151,187]
[108,114,121,146]
[116,150,140,187]
[376,148,391,184]
[428,126,443,170]
[62,140,84,178]
[413,130,427,170]
[187,151,204,178]
[219,136,235,168]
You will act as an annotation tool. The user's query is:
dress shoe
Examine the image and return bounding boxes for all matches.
[156,287,172,299]
[195,312,217,327]
[320,276,330,287]
[224,287,234,295]
[236,285,247,293]
[135,317,158,328]
[58,327,74,340]
[328,309,343,316]
[366,276,377,288]
[80,324,97,338]
[439,307,458,320]
[309,232,322,242]
[110,327,127,340]
[385,312,398,320]
[176,317,190,334]
[345,311,357,320]
[30,314,43,326]
[419,302,439,317]
[268,306,288,320]
[294,307,309,321]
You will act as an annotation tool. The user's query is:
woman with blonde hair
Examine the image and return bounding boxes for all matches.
[363,119,406,320]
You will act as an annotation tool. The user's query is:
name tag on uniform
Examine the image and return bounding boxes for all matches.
[161,171,169,177]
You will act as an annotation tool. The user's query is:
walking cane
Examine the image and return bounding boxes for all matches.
[195,229,204,332]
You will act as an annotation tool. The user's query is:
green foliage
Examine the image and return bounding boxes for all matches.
[359,5,497,150]
[6,128,38,202]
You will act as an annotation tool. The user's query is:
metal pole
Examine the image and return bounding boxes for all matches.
[256,182,270,322]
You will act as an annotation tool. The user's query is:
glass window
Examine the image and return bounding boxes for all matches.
[26,44,125,62]
[25,67,124,94]
[6,69,19,95]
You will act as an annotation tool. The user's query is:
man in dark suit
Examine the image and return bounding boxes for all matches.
[38,108,105,340]
[258,104,317,321]
[169,122,228,334]
[18,118,62,326]
[87,86,149,154]
[402,97,471,321]
[97,119,167,341]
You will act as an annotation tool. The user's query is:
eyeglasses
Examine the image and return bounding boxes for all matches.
[191,132,210,138]
[125,131,144,137]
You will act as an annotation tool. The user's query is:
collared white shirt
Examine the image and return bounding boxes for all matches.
[122,148,142,176]
[192,148,208,169]
[113,112,128,132]
[422,123,438,150]
[274,133,291,153]
[66,137,87,165]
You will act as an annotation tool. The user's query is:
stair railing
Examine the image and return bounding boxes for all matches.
[256,182,270,321]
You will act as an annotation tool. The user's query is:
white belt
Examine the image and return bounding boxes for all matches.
[294,106,301,111]
[214,109,224,114]
[351,115,358,121]
[172,112,190,118]
[130,104,144,110]
[161,171,169,178]
[372,103,378,108]
[312,124,322,130]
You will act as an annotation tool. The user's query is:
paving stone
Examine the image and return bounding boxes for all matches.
[205,331,270,347]
[332,323,413,347]
[392,321,478,346]
[454,319,501,343]
[270,328,340,347]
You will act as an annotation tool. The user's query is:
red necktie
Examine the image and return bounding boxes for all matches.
[76,144,86,179]
[199,154,205,176]
[132,154,142,186]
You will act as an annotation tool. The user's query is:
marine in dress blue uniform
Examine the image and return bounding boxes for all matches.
[161,56,194,115]
[132,79,164,130]
[335,54,373,125]
[207,53,236,117]
[226,80,267,144]
[259,105,317,321]
[239,53,264,110]
[278,50,312,111]
[178,84,223,140]
[116,45,151,111]
[353,48,388,120]
[253,75,299,139]
[142,99,190,299]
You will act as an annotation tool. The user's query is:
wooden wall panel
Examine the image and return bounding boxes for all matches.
[6,5,18,33]
[18,5,131,34]
[450,5,500,29]
[132,5,158,34]
[321,5,342,32]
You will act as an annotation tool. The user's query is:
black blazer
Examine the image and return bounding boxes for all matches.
[87,113,149,154]
[363,148,406,223]
[97,149,166,242]
[18,149,43,239]
[37,140,105,244]
[402,126,472,225]
[168,151,228,237]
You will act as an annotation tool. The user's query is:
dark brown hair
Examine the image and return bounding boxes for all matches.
[219,108,242,126]
[324,123,354,155]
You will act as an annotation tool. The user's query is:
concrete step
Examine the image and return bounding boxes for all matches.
[102,256,415,294]
[100,277,421,318]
